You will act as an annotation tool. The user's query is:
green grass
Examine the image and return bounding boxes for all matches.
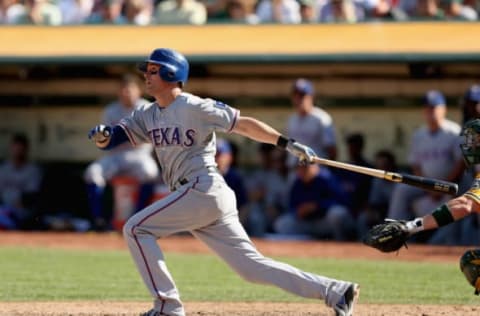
[0,246,477,305]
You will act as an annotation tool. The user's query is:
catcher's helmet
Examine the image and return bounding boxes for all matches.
[460,119,480,166]
[460,249,480,295]
[138,48,189,86]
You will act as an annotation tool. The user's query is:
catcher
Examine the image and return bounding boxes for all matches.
[364,118,480,295]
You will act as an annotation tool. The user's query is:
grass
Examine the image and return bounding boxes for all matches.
[0,246,477,305]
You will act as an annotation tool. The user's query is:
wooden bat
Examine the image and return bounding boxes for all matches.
[312,156,458,195]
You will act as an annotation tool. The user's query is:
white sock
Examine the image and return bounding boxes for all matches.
[405,218,424,234]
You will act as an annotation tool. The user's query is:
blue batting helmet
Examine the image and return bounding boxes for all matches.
[465,84,480,103]
[138,48,189,86]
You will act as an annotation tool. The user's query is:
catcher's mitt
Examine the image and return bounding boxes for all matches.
[363,219,411,253]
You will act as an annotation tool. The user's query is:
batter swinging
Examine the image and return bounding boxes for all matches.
[88,48,359,316]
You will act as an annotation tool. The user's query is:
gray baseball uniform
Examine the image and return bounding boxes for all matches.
[388,119,463,219]
[287,106,336,161]
[119,93,353,315]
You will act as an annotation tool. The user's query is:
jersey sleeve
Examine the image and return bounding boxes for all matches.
[464,174,480,204]
[322,124,336,147]
[197,99,239,133]
[118,109,150,146]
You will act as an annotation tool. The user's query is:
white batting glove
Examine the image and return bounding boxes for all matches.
[88,124,112,147]
[286,140,317,164]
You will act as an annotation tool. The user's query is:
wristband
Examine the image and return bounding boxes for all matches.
[276,135,289,149]
[432,204,454,227]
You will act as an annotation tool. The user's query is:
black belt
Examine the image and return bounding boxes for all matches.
[178,166,218,186]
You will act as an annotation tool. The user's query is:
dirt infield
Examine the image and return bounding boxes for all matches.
[0,232,478,316]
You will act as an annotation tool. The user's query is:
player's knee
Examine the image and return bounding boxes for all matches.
[234,257,268,284]
[122,217,136,238]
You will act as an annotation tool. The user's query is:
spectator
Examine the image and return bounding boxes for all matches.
[317,0,365,22]
[0,0,26,24]
[444,0,477,20]
[0,133,42,230]
[398,0,439,17]
[58,0,94,24]
[360,0,408,20]
[274,162,354,240]
[255,0,302,23]
[356,149,397,237]
[84,74,159,231]
[225,0,259,23]
[333,132,373,216]
[12,0,62,25]
[200,0,229,19]
[85,0,127,24]
[215,138,249,227]
[299,0,317,22]
[124,0,153,25]
[387,90,465,227]
[286,78,338,168]
[403,0,477,20]
[463,0,479,12]
[155,0,207,24]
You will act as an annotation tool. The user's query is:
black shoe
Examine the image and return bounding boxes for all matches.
[139,309,165,316]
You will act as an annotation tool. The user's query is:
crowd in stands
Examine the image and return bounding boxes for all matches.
[0,0,479,25]
[2,77,480,247]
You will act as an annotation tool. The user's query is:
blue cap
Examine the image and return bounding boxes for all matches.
[216,138,232,155]
[292,78,314,95]
[465,84,480,103]
[423,90,446,107]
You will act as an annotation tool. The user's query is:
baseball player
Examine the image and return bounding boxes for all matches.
[462,83,480,123]
[0,133,42,229]
[387,90,464,221]
[84,74,159,230]
[364,118,480,295]
[88,48,359,316]
[287,78,337,163]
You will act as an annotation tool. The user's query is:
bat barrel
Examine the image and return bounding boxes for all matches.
[400,173,458,195]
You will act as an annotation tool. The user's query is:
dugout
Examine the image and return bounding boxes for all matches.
[0,23,479,224]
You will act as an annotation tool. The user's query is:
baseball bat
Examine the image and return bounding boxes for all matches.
[312,156,458,195]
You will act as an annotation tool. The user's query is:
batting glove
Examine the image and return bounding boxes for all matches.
[88,124,112,147]
[286,140,317,165]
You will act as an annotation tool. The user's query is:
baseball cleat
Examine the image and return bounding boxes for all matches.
[333,283,360,316]
[139,309,166,316]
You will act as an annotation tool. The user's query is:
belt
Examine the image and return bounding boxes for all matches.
[175,166,218,189]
